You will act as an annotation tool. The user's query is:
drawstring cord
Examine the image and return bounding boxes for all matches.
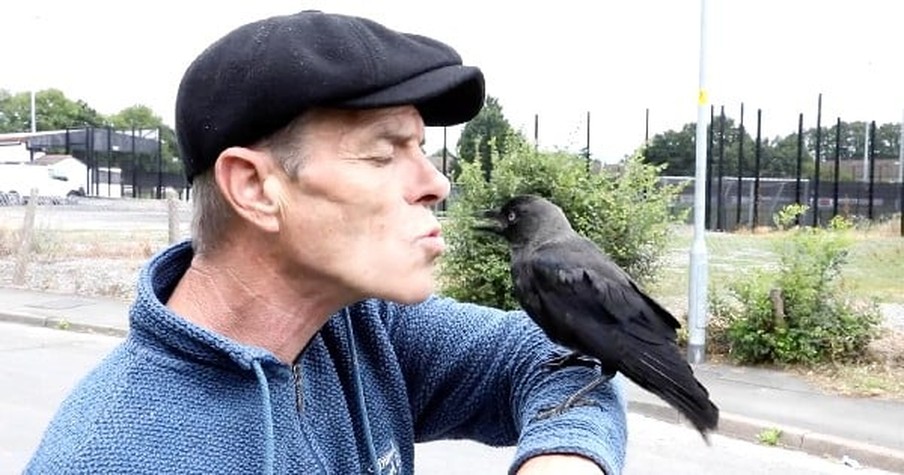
[252,360,276,475]
[344,309,380,473]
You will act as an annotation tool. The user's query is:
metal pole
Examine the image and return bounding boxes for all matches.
[441,127,448,212]
[645,108,650,144]
[795,113,804,226]
[687,0,710,364]
[812,93,822,227]
[869,121,876,220]
[106,127,112,197]
[30,90,37,133]
[585,111,591,172]
[752,109,762,230]
[716,106,725,231]
[534,114,539,151]
[705,105,714,230]
[131,127,137,199]
[156,127,163,199]
[899,110,904,185]
[736,103,745,227]
[899,110,903,237]
[833,118,841,217]
[85,129,91,197]
[863,122,869,183]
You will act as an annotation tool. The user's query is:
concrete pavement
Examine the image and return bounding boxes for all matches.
[1,286,902,473]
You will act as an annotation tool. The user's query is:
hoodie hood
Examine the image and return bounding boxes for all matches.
[129,239,281,371]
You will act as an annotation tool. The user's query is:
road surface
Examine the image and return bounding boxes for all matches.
[0,322,892,474]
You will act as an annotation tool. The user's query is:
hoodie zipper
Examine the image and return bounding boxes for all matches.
[292,362,304,414]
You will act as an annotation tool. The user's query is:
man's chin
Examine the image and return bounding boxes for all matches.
[374,282,436,306]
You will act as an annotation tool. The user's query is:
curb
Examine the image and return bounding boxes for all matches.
[0,311,127,338]
[3,311,903,473]
[628,400,904,474]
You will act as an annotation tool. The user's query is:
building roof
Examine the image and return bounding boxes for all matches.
[32,154,83,166]
[0,128,160,154]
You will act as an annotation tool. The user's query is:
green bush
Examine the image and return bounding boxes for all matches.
[711,205,882,365]
[439,141,687,310]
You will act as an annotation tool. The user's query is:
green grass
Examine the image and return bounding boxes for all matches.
[648,225,904,305]
[843,234,904,304]
[756,428,782,446]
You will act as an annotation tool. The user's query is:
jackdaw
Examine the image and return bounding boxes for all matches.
[474,194,719,441]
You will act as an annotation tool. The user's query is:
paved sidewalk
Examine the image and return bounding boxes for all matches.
[1,286,902,473]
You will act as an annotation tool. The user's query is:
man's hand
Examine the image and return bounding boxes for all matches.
[517,454,605,474]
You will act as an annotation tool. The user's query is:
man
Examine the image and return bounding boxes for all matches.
[26,10,627,475]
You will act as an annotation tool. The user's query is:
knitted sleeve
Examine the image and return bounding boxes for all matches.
[385,295,627,475]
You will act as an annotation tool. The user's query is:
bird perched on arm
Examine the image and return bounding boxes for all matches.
[474,194,719,442]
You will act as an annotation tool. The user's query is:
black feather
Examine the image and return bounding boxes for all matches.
[476,194,720,441]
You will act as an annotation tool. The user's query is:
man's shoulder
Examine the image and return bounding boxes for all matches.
[26,339,263,473]
[358,294,526,330]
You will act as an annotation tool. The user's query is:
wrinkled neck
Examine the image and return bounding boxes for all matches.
[166,248,351,364]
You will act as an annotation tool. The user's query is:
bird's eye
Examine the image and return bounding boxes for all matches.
[507,211,517,222]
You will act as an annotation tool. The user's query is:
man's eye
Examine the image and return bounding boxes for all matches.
[369,156,393,165]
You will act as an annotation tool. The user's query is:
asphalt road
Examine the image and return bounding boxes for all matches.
[0,198,192,232]
[1,322,893,475]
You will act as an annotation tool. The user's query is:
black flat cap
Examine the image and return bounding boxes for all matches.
[175,10,485,183]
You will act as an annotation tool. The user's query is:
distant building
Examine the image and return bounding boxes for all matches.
[427,148,457,177]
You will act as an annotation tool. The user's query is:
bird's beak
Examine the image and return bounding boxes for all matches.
[471,208,505,234]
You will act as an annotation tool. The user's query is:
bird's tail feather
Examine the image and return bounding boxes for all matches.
[619,344,719,442]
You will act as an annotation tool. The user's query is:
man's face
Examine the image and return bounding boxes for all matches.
[273,105,450,304]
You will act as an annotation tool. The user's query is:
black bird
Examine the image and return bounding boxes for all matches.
[474,194,719,441]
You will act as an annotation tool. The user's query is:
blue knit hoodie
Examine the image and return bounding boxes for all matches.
[26,240,628,474]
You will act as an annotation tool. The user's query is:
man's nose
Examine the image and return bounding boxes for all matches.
[412,153,451,207]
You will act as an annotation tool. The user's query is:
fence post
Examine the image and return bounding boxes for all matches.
[752,109,762,230]
[13,188,38,285]
[716,106,726,231]
[812,93,823,227]
[899,177,903,237]
[795,113,804,226]
[736,102,745,227]
[167,188,180,244]
[868,121,877,221]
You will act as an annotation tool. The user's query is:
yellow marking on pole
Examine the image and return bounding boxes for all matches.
[698,89,708,106]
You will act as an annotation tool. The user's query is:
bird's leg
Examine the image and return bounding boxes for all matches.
[541,350,601,371]
[531,370,616,422]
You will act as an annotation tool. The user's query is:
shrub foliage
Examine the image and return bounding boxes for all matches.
[710,206,882,365]
[439,141,687,310]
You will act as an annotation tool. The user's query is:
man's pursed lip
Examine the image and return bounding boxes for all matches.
[416,227,445,253]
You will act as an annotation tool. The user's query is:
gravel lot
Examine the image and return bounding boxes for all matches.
[0,197,190,301]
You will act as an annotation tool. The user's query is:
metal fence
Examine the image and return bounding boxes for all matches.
[665,176,903,231]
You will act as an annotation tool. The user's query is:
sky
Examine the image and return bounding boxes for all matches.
[2,0,903,163]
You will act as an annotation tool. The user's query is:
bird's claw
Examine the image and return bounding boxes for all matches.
[531,397,599,422]
[541,351,601,371]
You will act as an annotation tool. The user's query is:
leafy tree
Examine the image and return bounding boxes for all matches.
[766,133,815,178]
[642,123,696,175]
[454,95,527,181]
[805,120,900,160]
[0,88,105,133]
[106,104,181,173]
[108,104,163,129]
[645,118,784,177]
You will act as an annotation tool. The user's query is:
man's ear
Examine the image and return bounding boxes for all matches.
[213,147,284,233]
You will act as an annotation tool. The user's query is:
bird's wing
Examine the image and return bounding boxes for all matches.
[527,238,681,346]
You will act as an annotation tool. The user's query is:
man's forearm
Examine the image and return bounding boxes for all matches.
[517,454,606,474]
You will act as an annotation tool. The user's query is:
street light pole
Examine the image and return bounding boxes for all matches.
[687,0,710,364]
[30,90,36,133]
